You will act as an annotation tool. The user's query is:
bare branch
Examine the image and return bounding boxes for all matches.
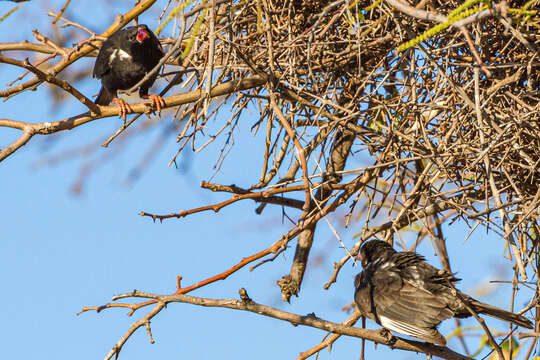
[0,74,268,163]
[115,290,472,360]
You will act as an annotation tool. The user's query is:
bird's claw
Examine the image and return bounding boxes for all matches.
[379,328,397,346]
[143,94,165,115]
[112,98,132,122]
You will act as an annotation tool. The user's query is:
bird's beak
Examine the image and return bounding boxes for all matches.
[136,27,150,43]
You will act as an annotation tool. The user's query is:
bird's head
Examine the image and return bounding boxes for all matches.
[358,240,395,268]
[135,25,150,43]
[124,25,151,45]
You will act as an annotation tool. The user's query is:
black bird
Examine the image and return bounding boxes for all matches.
[93,24,165,120]
[354,240,533,346]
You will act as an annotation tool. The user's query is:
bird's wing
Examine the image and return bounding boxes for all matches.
[370,261,454,342]
[92,39,116,78]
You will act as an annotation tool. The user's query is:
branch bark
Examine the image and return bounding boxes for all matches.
[0,74,268,162]
[112,290,472,360]
[278,129,355,302]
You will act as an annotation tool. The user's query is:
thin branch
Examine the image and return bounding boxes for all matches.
[140,182,306,221]
[324,194,470,289]
[385,0,512,28]
[268,91,312,214]
[0,127,33,161]
[0,54,99,113]
[297,310,362,360]
[51,0,72,25]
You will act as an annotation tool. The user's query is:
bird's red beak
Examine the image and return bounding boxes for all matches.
[136,27,150,43]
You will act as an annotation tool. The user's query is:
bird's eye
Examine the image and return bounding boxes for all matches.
[129,35,136,42]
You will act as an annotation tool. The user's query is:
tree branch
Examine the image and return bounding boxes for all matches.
[298,309,362,359]
[0,54,100,113]
[0,74,268,162]
[140,181,306,221]
[98,289,472,360]
[278,130,355,301]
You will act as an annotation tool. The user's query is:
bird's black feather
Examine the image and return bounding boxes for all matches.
[93,24,164,105]
[95,86,114,106]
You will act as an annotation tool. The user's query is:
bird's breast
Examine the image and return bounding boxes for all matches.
[102,52,147,92]
[354,283,378,322]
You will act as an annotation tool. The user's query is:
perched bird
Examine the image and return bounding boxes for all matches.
[354,240,533,346]
[93,24,165,120]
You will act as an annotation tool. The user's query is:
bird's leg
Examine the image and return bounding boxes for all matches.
[142,94,165,115]
[112,98,133,122]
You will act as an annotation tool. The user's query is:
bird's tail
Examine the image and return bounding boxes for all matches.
[95,87,113,105]
[471,300,533,329]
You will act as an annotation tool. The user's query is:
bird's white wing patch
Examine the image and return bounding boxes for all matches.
[109,49,132,64]
[379,315,434,339]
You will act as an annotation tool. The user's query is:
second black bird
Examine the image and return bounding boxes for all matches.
[354,240,532,346]
[93,24,165,120]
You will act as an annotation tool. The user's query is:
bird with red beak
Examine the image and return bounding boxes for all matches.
[93,24,165,120]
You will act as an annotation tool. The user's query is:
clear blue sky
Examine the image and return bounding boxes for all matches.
[1,1,535,359]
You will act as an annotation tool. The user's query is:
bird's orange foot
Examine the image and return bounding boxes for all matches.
[142,94,165,115]
[112,98,133,122]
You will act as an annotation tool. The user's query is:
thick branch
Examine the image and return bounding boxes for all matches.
[146,291,470,360]
[0,74,268,162]
[279,130,355,301]
[0,42,76,55]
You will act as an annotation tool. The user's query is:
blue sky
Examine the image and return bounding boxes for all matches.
[1,1,536,359]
